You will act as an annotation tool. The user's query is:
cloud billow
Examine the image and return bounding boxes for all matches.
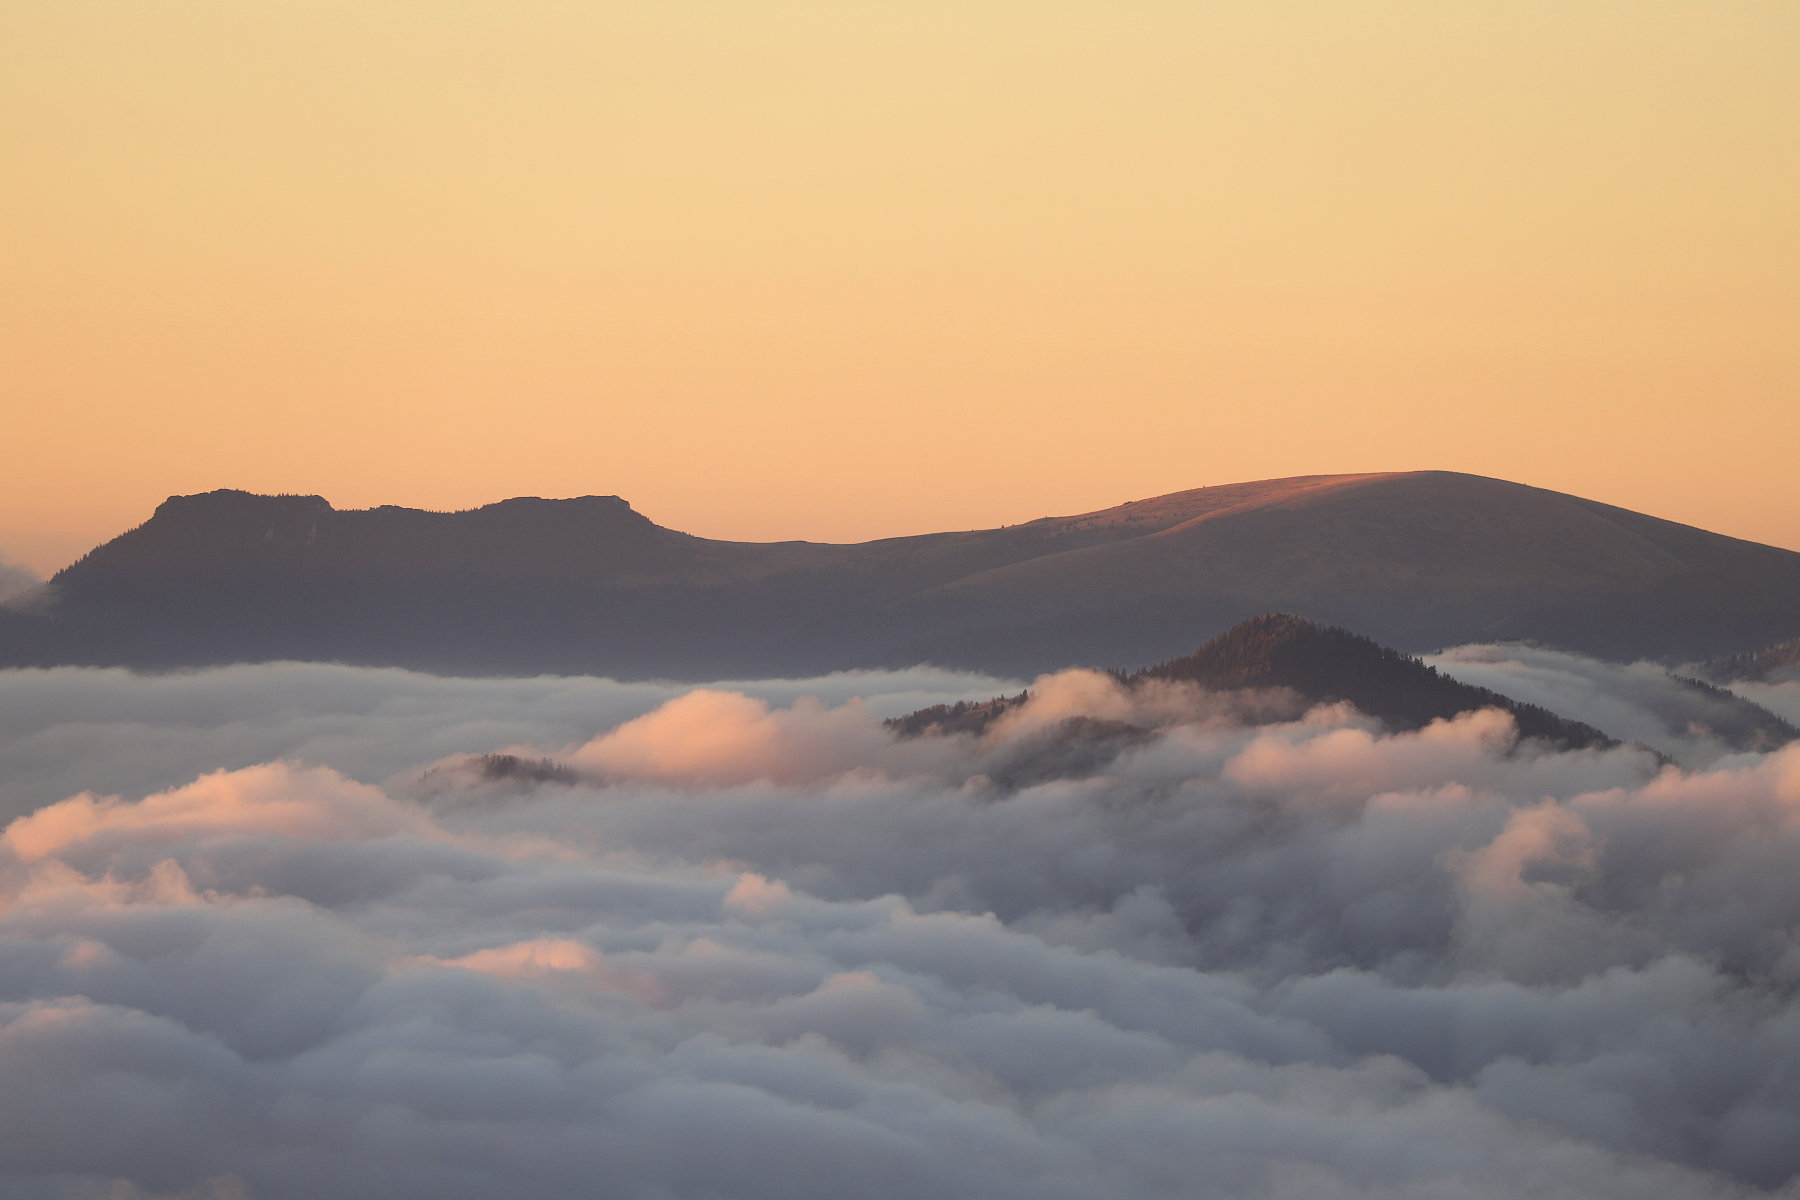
[1,663,1798,1198]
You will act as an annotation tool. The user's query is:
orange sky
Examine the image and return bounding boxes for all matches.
[3,0,1797,575]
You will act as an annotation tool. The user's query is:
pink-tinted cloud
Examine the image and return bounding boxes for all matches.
[2,664,1799,1198]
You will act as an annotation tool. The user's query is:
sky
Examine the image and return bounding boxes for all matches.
[4,0,1798,575]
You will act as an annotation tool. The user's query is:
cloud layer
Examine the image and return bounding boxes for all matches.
[2,663,1800,1199]
[1426,643,1796,766]
[0,663,1020,823]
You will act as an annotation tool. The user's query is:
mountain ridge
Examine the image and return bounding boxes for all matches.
[1699,637,1800,685]
[6,471,1798,677]
[1131,614,1617,750]
[884,616,1632,786]
[889,615,1798,761]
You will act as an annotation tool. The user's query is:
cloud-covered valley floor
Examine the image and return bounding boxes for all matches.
[3,654,1800,1199]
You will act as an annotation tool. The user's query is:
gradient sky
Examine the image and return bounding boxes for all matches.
[4,0,1797,574]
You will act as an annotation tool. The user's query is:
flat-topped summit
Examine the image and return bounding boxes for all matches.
[58,490,680,584]
[6,471,1798,676]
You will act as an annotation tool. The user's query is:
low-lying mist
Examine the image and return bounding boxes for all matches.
[1426,643,1800,765]
[0,662,1021,823]
[2,650,1799,1199]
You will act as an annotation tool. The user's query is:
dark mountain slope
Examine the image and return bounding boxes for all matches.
[1651,674,1800,751]
[1133,615,1617,750]
[5,472,1799,677]
[891,472,1800,669]
[887,693,1034,740]
[884,618,1623,787]
[25,491,732,673]
[1699,638,1800,685]
[19,485,1332,675]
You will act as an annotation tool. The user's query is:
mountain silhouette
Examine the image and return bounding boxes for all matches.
[4,471,1798,677]
[885,616,1625,786]
[1131,614,1614,750]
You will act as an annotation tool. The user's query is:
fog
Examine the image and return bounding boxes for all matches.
[1727,680,1800,726]
[0,663,1020,823]
[1426,643,1796,767]
[0,553,42,606]
[3,660,1799,1199]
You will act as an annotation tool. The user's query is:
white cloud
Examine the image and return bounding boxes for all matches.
[1726,680,1800,726]
[1426,643,1794,766]
[1,660,1798,1197]
[0,662,1021,822]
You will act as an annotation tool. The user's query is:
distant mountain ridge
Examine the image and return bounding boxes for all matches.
[4,471,1799,677]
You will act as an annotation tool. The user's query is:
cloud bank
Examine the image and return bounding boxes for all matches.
[0,663,1020,823]
[2,663,1799,1199]
[1426,643,1795,767]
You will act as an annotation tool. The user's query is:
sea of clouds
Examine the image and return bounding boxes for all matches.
[2,651,1799,1200]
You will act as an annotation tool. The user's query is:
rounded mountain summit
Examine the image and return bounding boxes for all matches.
[6,471,1798,677]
